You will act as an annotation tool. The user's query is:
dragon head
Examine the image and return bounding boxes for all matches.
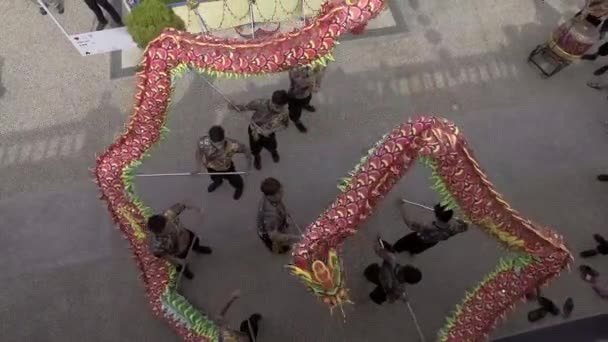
[286,248,352,314]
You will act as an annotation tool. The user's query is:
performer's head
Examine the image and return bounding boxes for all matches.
[271,90,289,108]
[396,265,422,284]
[209,125,225,145]
[434,203,454,223]
[261,177,283,199]
[147,215,168,234]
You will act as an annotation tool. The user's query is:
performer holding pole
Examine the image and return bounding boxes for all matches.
[229,91,290,170]
[146,203,212,280]
[256,178,301,254]
[192,125,252,200]
[287,65,326,133]
[392,199,468,256]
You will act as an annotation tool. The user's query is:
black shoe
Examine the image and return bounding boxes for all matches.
[39,7,47,15]
[538,296,560,316]
[96,21,108,31]
[271,151,280,163]
[303,104,316,112]
[582,54,598,61]
[527,307,548,322]
[194,245,212,254]
[208,182,222,193]
[233,187,243,200]
[295,121,308,133]
[580,249,599,258]
[562,297,574,319]
[254,155,261,170]
[598,244,608,255]
[598,174,608,181]
[594,234,608,246]
[57,5,64,14]
[183,268,194,279]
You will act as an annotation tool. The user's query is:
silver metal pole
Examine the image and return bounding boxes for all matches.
[199,74,266,133]
[401,198,433,212]
[37,0,71,40]
[287,213,304,234]
[405,298,427,342]
[135,172,246,177]
[195,10,209,33]
[248,0,256,39]
[175,235,197,293]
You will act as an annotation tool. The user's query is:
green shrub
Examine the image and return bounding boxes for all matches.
[125,0,186,49]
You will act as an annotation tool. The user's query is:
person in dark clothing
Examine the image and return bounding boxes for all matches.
[393,201,468,256]
[364,236,422,305]
[84,0,124,31]
[147,203,212,280]
[232,90,290,170]
[216,290,263,342]
[256,178,300,254]
[193,125,252,200]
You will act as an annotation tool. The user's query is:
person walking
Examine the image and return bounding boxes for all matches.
[193,125,252,200]
[83,0,124,31]
[146,203,212,280]
[392,201,468,256]
[230,90,290,170]
[256,178,300,254]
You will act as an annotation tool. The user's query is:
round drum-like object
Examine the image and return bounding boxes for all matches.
[549,18,599,60]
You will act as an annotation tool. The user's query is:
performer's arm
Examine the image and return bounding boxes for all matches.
[165,203,187,220]
[373,237,397,264]
[236,141,253,170]
[397,202,416,227]
[600,19,608,39]
[195,144,207,171]
[232,99,264,112]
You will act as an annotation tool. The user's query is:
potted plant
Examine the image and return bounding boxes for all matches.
[125,0,186,49]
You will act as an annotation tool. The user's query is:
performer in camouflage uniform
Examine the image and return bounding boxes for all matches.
[256,178,300,254]
[287,65,326,133]
[231,90,290,170]
[147,203,212,280]
[194,125,251,200]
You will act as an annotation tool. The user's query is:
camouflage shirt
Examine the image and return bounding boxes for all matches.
[257,195,288,236]
[410,220,468,243]
[150,203,192,258]
[242,99,289,137]
[375,246,407,303]
[197,136,247,171]
[288,66,326,99]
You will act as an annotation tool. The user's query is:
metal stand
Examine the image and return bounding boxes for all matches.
[528,44,571,78]
[300,0,306,27]
[248,0,256,39]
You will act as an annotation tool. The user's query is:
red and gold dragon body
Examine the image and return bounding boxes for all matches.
[93,0,571,340]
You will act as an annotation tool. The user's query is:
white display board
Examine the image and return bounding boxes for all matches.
[38,0,137,57]
[69,27,137,56]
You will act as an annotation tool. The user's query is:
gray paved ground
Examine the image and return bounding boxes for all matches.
[2,0,608,341]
